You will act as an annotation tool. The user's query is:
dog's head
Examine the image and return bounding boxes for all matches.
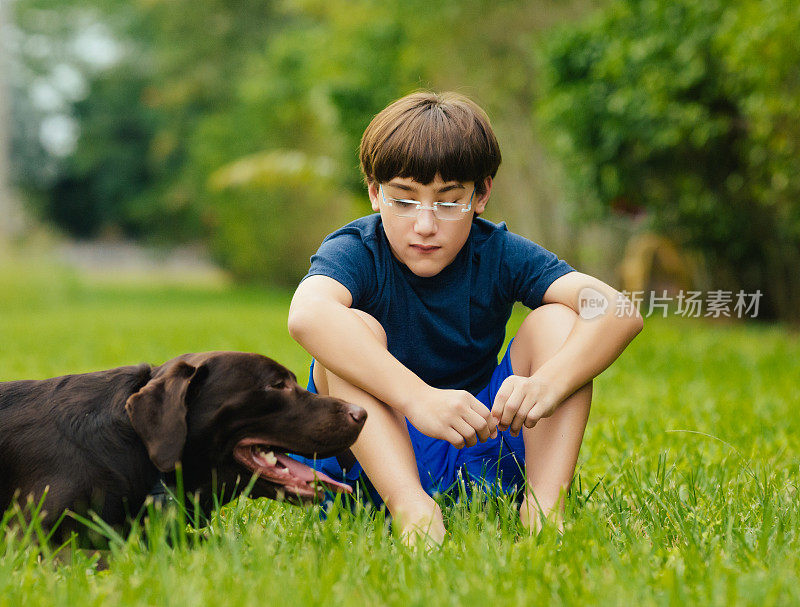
[125,351,366,502]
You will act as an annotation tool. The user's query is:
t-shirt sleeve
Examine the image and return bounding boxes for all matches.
[302,230,377,309]
[501,230,575,309]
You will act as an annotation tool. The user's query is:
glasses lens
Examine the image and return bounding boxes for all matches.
[392,200,419,217]
[434,203,466,221]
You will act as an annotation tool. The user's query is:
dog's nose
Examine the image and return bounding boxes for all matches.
[347,404,367,425]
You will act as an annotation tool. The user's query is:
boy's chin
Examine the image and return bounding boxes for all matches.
[404,259,447,278]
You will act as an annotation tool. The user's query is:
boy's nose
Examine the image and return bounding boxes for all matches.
[413,209,438,235]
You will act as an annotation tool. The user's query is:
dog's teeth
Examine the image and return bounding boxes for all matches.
[264,451,278,466]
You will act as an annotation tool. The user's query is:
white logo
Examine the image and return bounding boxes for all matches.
[578,287,608,320]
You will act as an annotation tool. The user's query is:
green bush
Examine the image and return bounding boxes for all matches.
[206,150,355,285]
[538,0,800,322]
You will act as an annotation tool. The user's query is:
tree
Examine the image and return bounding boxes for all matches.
[0,0,28,241]
[538,0,800,322]
[10,0,591,283]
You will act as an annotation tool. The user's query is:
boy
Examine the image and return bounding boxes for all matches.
[287,91,642,544]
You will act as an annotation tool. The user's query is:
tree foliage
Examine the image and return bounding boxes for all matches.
[538,0,800,322]
[12,0,583,284]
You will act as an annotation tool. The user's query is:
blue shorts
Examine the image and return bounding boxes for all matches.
[290,341,526,506]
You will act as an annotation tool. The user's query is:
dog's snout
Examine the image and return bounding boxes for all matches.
[347,404,367,426]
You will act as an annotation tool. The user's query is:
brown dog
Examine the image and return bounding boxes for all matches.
[0,351,366,537]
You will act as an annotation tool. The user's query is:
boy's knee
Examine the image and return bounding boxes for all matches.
[350,309,388,348]
[511,304,578,369]
[526,303,578,337]
[522,303,577,339]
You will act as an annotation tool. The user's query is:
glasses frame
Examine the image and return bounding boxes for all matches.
[378,184,475,221]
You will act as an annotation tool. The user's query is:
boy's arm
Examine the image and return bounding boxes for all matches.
[287,275,497,448]
[491,271,643,434]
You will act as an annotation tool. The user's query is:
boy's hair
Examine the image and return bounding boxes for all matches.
[359,91,501,195]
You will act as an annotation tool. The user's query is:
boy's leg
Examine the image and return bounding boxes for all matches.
[312,309,445,545]
[509,303,592,533]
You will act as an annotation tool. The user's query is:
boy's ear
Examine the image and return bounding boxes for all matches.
[473,176,493,216]
[368,181,381,212]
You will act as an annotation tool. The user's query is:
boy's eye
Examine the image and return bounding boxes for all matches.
[391,198,461,207]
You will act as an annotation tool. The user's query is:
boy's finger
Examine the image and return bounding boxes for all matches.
[525,406,542,428]
[453,419,478,448]
[530,402,547,422]
[510,395,536,435]
[487,410,498,439]
[470,400,497,438]
[466,406,491,442]
[499,386,523,430]
[490,377,515,419]
[446,429,466,449]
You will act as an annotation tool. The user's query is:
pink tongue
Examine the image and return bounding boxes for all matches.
[276,453,353,493]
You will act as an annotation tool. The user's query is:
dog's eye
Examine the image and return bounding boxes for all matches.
[269,379,287,390]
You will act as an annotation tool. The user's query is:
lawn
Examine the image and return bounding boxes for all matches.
[1,257,799,606]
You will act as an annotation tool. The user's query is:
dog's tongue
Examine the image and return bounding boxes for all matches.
[273,453,352,493]
[233,440,354,497]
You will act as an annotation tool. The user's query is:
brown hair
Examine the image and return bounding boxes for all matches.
[359,91,501,195]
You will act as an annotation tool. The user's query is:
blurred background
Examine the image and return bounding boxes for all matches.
[1,0,798,323]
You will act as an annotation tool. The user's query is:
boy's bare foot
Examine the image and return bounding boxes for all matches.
[519,492,564,536]
[392,497,446,548]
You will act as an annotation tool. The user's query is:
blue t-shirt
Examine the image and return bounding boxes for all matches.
[304,214,574,395]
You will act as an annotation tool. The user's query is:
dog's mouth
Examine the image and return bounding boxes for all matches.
[232,438,353,500]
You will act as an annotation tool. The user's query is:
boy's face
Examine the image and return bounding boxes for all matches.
[368,174,491,278]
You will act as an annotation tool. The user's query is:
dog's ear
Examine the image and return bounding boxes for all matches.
[125,361,205,472]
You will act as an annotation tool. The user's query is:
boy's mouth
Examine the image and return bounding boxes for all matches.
[410,244,440,253]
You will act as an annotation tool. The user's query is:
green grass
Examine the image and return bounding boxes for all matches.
[2,258,799,606]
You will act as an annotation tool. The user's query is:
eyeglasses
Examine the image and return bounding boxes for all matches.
[379,184,475,221]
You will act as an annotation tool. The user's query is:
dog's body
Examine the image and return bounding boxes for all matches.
[0,352,365,536]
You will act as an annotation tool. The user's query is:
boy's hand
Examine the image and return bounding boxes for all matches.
[491,374,563,436]
[404,387,498,449]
